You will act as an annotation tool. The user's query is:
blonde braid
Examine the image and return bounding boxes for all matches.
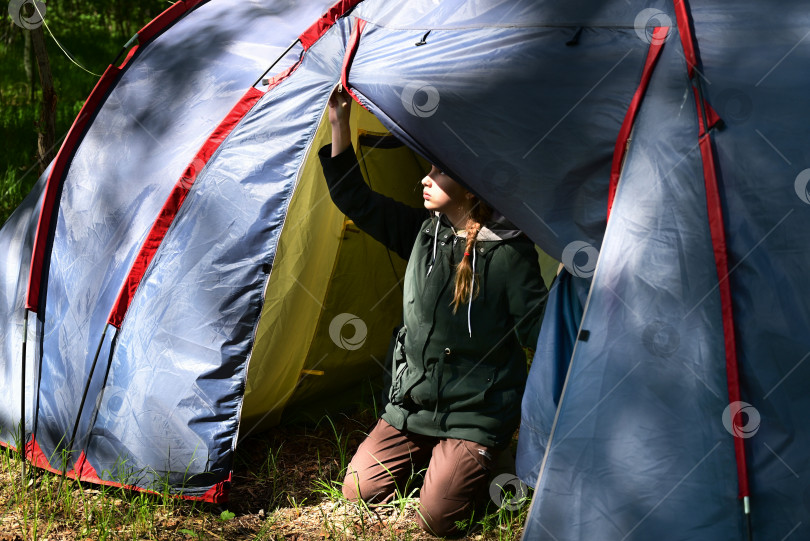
[451,200,492,313]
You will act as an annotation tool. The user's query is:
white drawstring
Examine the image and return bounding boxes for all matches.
[426,214,440,276]
[467,244,476,337]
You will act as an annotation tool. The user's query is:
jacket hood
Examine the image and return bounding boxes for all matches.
[436,211,525,242]
[426,211,528,338]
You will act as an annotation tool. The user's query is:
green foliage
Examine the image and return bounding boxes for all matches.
[0,1,166,225]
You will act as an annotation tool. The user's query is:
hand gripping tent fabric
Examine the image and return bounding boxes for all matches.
[0,1,808,538]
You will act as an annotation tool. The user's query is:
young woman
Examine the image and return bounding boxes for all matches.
[319,87,547,537]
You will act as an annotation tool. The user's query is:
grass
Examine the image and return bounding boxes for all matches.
[0,405,531,540]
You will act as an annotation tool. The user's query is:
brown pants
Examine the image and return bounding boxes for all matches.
[342,418,497,537]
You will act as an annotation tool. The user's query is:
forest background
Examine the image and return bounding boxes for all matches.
[1,0,166,224]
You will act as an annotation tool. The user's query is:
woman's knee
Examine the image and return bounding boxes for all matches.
[341,466,364,501]
[341,464,394,503]
[416,499,467,538]
[415,439,496,536]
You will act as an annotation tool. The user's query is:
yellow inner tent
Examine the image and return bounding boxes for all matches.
[239,103,427,434]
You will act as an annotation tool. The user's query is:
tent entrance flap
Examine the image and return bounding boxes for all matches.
[240,103,427,433]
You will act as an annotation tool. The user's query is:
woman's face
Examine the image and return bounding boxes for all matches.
[421,166,470,214]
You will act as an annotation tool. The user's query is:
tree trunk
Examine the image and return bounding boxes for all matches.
[30,26,57,174]
[23,28,34,102]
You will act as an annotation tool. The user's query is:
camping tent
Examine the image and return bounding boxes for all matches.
[2,0,809,539]
[0,0,422,501]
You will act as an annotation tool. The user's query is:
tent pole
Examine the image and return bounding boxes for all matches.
[672,3,753,536]
[251,38,300,88]
[692,39,754,541]
[691,54,753,540]
[74,327,120,481]
[744,496,752,541]
[57,323,109,488]
[19,312,28,489]
[112,33,139,67]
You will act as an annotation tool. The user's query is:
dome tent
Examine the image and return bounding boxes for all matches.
[1,2,809,540]
[0,0,426,501]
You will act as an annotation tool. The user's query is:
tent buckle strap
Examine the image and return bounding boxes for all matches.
[415,30,431,46]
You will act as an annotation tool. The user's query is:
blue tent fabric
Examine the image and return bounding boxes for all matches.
[0,169,48,445]
[520,23,744,537]
[341,1,810,538]
[85,24,349,493]
[513,3,810,540]
[694,4,810,536]
[344,16,649,261]
[0,0,339,497]
[0,0,809,534]
[515,269,588,489]
[34,0,337,477]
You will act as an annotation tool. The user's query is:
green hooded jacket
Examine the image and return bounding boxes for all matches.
[320,145,547,448]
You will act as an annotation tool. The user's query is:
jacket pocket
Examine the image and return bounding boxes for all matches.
[437,353,497,412]
[388,326,427,410]
[388,326,408,405]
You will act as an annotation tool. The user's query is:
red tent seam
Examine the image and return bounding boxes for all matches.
[22,438,227,502]
[673,0,749,500]
[341,18,368,109]
[25,0,210,313]
[25,66,120,311]
[107,86,263,327]
[607,26,668,220]
[300,0,364,50]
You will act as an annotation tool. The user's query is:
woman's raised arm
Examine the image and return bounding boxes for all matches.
[319,86,428,260]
